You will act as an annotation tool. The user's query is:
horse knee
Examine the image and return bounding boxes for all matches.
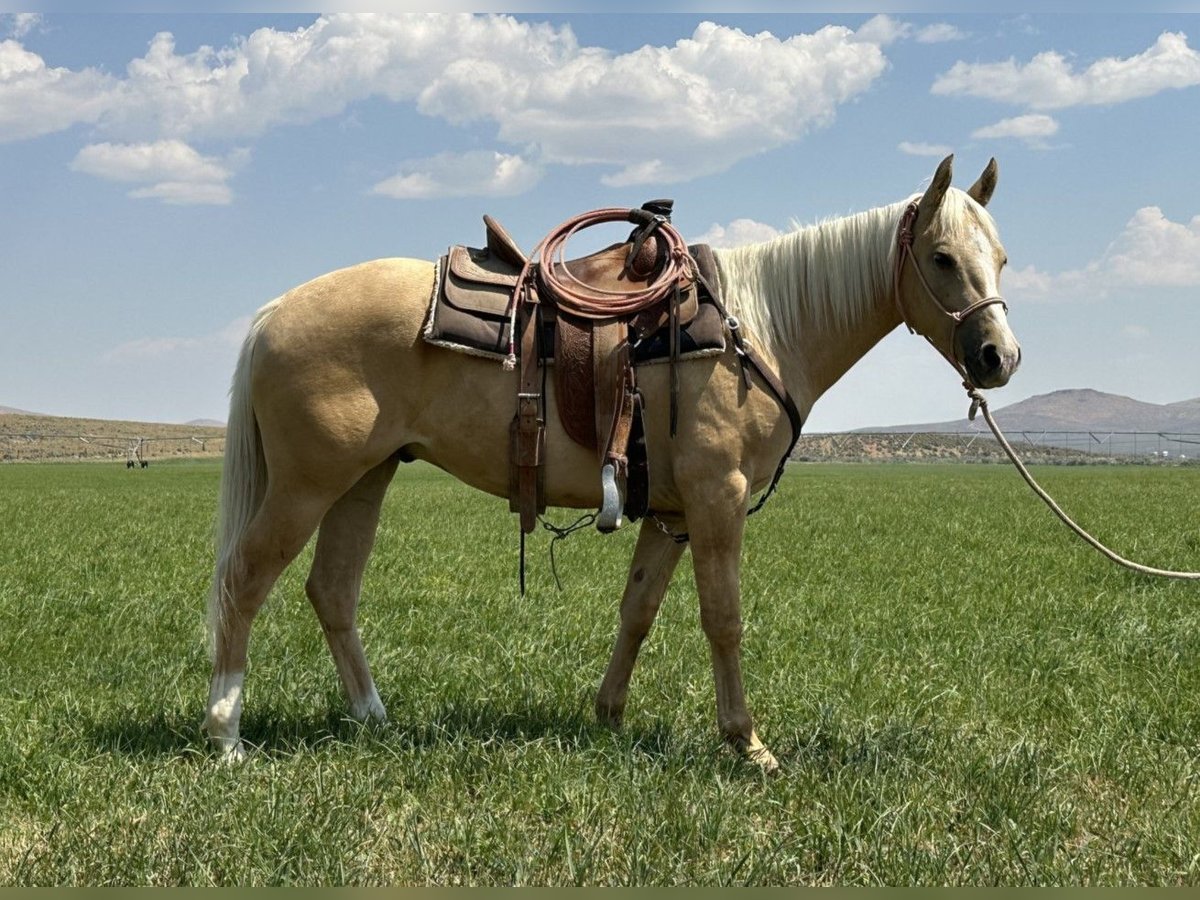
[619,603,659,641]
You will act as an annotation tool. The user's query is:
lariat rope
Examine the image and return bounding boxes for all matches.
[540,207,693,318]
[897,199,1199,580]
[503,206,693,368]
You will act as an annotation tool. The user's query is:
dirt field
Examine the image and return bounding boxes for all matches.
[0,413,225,463]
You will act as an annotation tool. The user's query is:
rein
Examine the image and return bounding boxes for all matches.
[895,201,1200,581]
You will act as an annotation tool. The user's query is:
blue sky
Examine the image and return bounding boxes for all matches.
[2,12,1198,430]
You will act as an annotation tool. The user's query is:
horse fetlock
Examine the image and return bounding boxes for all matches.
[212,737,249,764]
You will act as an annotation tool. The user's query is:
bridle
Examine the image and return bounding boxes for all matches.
[892,202,1200,581]
[892,199,1009,388]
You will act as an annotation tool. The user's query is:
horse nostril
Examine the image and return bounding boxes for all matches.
[980,343,1002,372]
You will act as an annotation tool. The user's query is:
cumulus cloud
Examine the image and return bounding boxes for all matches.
[915,23,965,44]
[898,140,953,157]
[853,14,910,46]
[692,218,783,248]
[0,14,893,193]
[1007,206,1200,302]
[371,150,541,199]
[0,39,116,141]
[970,113,1059,146]
[71,140,238,205]
[933,31,1200,109]
[1103,206,1200,287]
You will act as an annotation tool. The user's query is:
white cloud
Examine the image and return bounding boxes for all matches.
[371,150,541,199]
[692,218,783,248]
[0,39,115,141]
[933,31,1200,109]
[853,14,910,46]
[128,181,233,205]
[970,113,1059,146]
[916,23,966,44]
[104,315,250,363]
[898,140,953,157]
[70,140,237,205]
[6,14,42,39]
[1004,264,1057,298]
[71,139,229,184]
[1103,206,1200,287]
[1006,206,1200,302]
[0,14,892,192]
[1122,324,1150,340]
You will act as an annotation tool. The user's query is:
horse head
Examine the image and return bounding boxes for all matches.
[897,155,1021,390]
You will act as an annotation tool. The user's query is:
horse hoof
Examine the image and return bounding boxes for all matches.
[217,741,248,765]
[746,744,780,775]
[350,694,388,724]
[729,732,780,774]
[595,700,625,731]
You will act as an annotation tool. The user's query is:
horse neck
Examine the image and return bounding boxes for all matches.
[712,200,907,416]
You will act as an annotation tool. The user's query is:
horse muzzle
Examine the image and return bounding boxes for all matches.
[964,339,1021,388]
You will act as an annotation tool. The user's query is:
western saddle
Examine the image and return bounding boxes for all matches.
[428,200,803,582]
[494,200,698,537]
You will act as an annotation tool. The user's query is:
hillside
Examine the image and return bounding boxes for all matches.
[1,411,225,462]
[862,389,1200,435]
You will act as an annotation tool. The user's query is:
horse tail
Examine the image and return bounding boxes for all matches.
[207,299,281,656]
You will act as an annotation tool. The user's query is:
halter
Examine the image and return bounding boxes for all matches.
[892,200,1008,388]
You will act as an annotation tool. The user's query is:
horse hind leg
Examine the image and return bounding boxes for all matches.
[304,456,400,723]
[595,518,687,728]
[205,488,330,760]
[302,458,400,724]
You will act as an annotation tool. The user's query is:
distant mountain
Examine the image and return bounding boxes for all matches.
[860,389,1200,435]
[0,405,45,416]
[186,418,225,427]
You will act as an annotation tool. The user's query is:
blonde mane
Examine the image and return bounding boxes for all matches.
[713,189,994,361]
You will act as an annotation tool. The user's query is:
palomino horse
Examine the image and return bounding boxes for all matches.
[205,155,1020,770]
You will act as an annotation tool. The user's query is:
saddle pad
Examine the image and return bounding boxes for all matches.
[423,245,726,364]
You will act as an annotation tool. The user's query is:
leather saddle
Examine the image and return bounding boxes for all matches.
[430,201,715,536]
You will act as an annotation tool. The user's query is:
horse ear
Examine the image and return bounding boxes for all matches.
[967,157,999,207]
[919,154,954,222]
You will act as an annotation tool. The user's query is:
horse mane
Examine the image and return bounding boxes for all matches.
[713,189,993,360]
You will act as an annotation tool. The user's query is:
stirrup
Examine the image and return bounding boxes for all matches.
[596,462,623,533]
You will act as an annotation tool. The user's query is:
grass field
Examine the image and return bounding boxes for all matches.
[2,459,1199,885]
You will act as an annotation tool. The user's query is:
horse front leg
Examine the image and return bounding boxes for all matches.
[685,474,779,773]
[595,517,688,728]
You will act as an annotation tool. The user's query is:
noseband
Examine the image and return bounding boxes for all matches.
[892,200,1008,386]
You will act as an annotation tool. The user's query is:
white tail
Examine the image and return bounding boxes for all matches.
[207,299,281,654]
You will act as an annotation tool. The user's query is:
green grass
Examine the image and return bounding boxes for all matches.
[2,459,1199,885]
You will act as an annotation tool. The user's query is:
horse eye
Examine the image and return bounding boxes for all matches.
[932,251,955,269]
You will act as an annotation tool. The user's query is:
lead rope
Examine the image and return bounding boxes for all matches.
[965,386,1200,580]
[896,200,1199,581]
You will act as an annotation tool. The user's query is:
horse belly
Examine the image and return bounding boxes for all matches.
[407,350,607,510]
